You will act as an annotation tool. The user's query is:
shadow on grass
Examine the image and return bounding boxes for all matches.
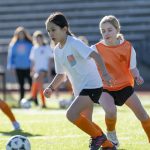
[0,129,42,137]
[10,105,62,110]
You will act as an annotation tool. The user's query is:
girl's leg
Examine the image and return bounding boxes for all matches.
[66,96,114,149]
[80,105,104,136]
[99,92,119,147]
[125,92,150,142]
[0,100,20,130]
[80,104,104,136]
[29,72,46,106]
[80,103,93,121]
[99,92,117,132]
[0,100,16,122]
[16,69,25,102]
[30,79,39,105]
[66,95,101,137]
[25,69,32,90]
[125,92,149,120]
[38,72,47,107]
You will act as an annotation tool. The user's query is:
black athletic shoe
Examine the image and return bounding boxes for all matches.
[28,97,39,106]
[89,133,107,150]
[100,145,117,150]
[41,104,47,108]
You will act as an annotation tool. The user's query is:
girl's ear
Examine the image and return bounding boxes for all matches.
[63,26,68,33]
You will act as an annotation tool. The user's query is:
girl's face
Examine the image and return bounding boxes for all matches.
[46,22,67,45]
[18,31,25,40]
[100,22,118,45]
[35,36,43,46]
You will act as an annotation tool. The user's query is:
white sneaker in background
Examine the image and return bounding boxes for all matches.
[107,130,120,148]
[12,121,21,130]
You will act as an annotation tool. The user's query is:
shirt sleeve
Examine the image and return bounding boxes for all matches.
[29,47,35,61]
[90,45,98,52]
[130,46,137,69]
[46,45,54,58]
[54,51,65,74]
[7,45,15,69]
[72,38,94,59]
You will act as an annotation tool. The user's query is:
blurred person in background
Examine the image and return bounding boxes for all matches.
[7,26,32,105]
[28,30,53,108]
[78,35,89,46]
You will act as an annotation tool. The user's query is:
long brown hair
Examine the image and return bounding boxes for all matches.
[9,26,32,46]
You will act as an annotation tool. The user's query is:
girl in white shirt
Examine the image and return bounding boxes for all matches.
[29,31,53,108]
[43,12,116,150]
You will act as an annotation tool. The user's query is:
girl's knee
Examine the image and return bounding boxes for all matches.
[66,109,78,122]
[66,110,70,120]
[105,107,117,117]
[66,109,73,122]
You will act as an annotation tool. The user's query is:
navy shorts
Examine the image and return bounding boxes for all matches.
[103,86,134,106]
[79,87,103,104]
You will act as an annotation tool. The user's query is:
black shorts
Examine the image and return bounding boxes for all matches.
[103,86,134,106]
[79,87,103,104]
[51,67,56,76]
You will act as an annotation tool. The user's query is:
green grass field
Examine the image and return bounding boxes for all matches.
[0,92,150,150]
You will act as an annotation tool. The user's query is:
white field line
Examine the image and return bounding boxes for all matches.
[11,108,105,115]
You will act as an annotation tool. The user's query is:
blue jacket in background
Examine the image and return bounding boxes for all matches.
[7,40,33,69]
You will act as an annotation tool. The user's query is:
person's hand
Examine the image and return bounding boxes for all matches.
[43,87,53,98]
[10,69,15,75]
[102,73,114,87]
[135,76,144,85]
[30,70,34,77]
[30,68,36,77]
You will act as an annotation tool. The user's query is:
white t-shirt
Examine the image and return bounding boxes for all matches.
[91,39,136,69]
[54,36,103,97]
[30,45,53,72]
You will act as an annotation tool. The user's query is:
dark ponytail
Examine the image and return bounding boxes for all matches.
[45,12,73,36]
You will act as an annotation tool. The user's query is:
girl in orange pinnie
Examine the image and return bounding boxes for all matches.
[91,15,150,147]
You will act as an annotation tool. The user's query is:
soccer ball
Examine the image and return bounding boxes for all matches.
[59,99,72,109]
[20,98,31,109]
[6,135,31,150]
[59,99,68,109]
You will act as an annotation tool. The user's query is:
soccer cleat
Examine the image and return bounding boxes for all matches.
[41,104,47,109]
[89,133,107,150]
[100,145,117,150]
[107,131,119,148]
[12,121,21,130]
[28,97,39,106]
